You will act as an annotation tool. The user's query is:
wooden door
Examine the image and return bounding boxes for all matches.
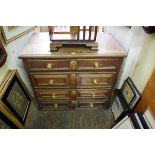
[136,69,155,117]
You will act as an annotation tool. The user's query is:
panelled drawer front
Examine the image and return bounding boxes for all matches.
[77,89,111,99]
[30,74,70,88]
[77,59,121,71]
[28,59,70,71]
[38,100,71,110]
[77,72,116,88]
[35,89,71,100]
[77,98,108,108]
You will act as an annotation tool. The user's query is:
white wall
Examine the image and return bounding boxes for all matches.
[0,27,36,94]
[106,26,155,93]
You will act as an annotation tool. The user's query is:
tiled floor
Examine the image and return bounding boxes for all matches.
[27,104,115,129]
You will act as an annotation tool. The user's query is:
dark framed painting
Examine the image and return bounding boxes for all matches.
[1,70,31,126]
[0,39,7,67]
[121,79,136,105]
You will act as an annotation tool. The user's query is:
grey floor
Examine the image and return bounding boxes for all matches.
[27,104,115,129]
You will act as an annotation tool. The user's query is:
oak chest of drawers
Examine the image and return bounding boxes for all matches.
[19,32,126,110]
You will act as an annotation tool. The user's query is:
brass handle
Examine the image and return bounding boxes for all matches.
[92,92,95,97]
[90,103,94,108]
[94,62,99,68]
[54,104,58,109]
[49,80,54,85]
[52,93,56,98]
[93,79,97,84]
[46,63,53,69]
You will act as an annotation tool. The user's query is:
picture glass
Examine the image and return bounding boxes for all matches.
[122,81,135,104]
[6,81,29,121]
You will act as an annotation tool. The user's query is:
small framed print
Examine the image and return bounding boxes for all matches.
[111,95,124,120]
[126,77,141,109]
[0,70,32,128]
[121,79,136,105]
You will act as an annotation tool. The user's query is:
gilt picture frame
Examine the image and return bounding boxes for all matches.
[0,70,32,127]
[2,26,37,44]
[0,39,7,67]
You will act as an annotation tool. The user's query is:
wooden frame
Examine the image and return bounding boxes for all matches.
[0,39,7,67]
[0,70,33,128]
[2,26,37,44]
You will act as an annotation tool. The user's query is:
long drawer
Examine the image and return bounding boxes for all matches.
[30,72,116,88]
[35,88,111,101]
[25,58,122,72]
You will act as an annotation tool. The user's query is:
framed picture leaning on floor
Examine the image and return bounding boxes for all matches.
[0,70,32,128]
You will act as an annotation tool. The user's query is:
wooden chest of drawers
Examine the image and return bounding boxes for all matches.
[19,32,126,110]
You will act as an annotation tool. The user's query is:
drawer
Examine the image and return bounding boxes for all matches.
[28,59,70,71]
[35,89,71,100]
[77,98,109,108]
[77,58,121,71]
[76,89,111,99]
[30,74,70,88]
[38,100,71,110]
[77,72,116,88]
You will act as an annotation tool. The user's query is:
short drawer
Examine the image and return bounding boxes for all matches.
[30,74,70,88]
[35,89,71,100]
[77,58,121,71]
[28,59,70,71]
[76,89,111,99]
[77,72,116,88]
[77,98,109,108]
[38,100,71,110]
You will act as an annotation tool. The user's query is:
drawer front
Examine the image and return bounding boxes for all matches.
[30,74,70,88]
[28,59,70,71]
[77,98,108,108]
[77,72,116,88]
[38,100,71,110]
[76,89,111,99]
[77,59,121,71]
[35,89,71,100]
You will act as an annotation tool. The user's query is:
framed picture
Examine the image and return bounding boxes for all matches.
[2,26,37,44]
[111,96,124,120]
[0,70,32,128]
[127,77,141,109]
[0,39,7,67]
[121,79,136,105]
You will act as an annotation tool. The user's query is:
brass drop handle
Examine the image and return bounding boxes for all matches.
[52,93,56,98]
[54,104,58,109]
[92,92,95,97]
[93,79,98,84]
[90,103,94,108]
[94,62,99,68]
[46,63,53,69]
[49,80,54,85]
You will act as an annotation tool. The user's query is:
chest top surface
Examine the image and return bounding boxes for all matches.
[19,32,127,59]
